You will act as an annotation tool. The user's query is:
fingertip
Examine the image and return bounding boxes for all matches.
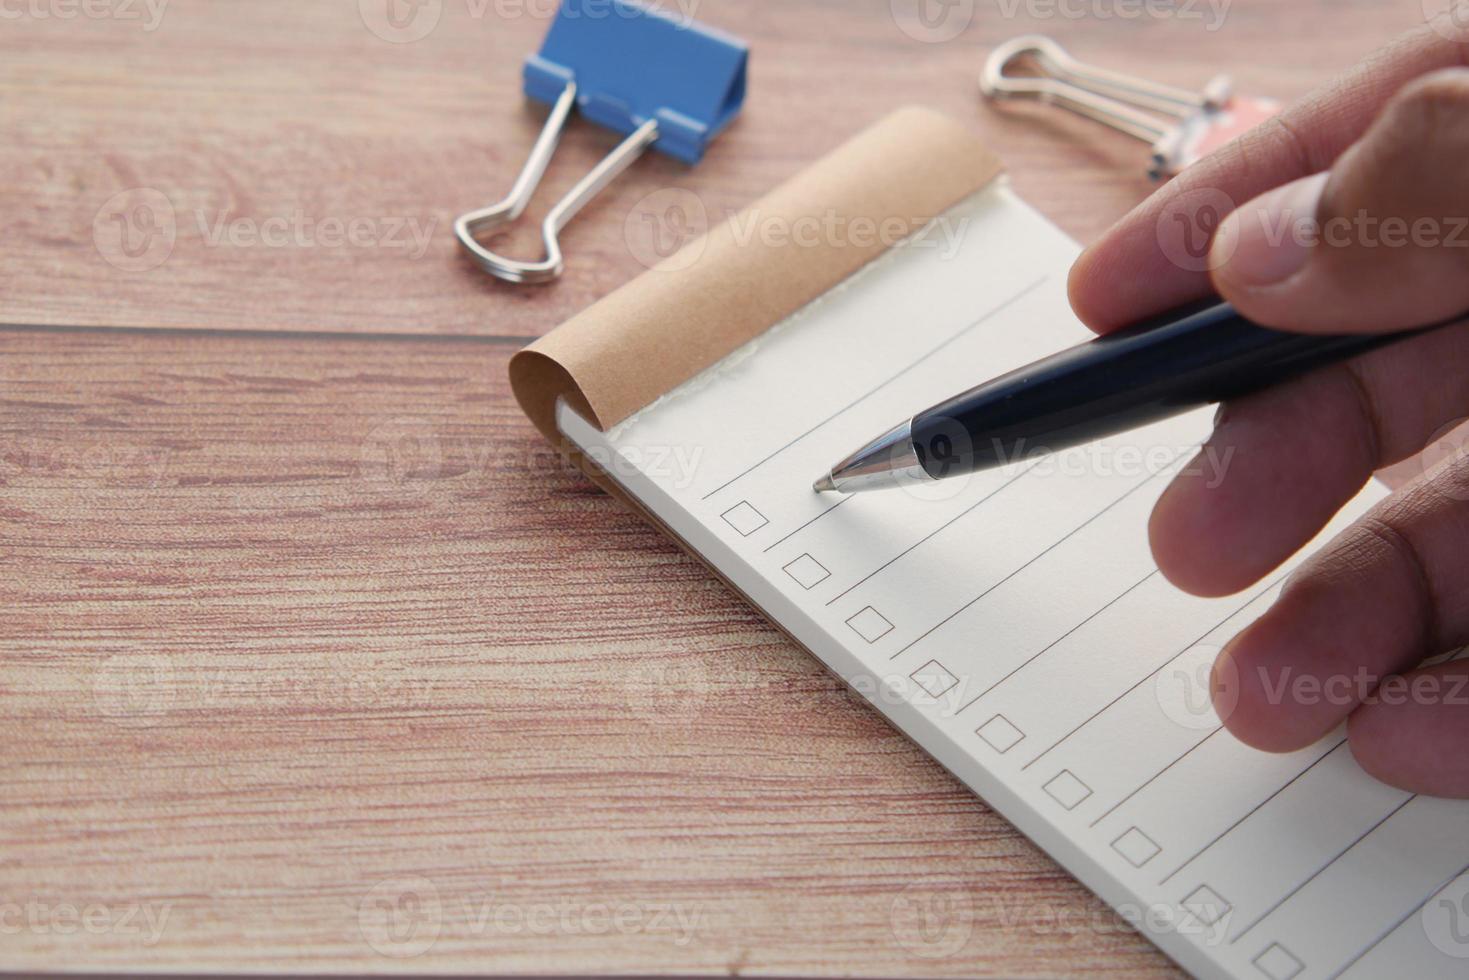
[1348,664,1469,798]
[1148,466,1264,598]
[1212,612,1337,753]
[1210,636,1294,753]
[1208,173,1328,306]
[1066,241,1121,335]
[1346,701,1409,792]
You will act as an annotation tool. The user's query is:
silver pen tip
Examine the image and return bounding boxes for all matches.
[812,473,838,493]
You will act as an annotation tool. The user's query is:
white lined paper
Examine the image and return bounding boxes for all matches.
[557,181,1462,979]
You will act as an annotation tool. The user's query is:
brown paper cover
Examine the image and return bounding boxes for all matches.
[509,106,1003,486]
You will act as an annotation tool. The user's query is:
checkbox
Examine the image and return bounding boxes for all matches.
[976,714,1024,754]
[1042,770,1092,810]
[846,606,893,643]
[782,553,830,590]
[1181,884,1231,927]
[1252,943,1303,980]
[910,660,958,698]
[721,501,768,536]
[1110,826,1161,868]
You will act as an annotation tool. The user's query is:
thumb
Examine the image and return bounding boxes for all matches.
[1209,68,1469,333]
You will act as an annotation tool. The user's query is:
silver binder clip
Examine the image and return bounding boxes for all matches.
[455,86,660,285]
[980,35,1278,180]
[454,0,748,285]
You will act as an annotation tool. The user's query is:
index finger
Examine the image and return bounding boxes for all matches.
[1067,20,1469,334]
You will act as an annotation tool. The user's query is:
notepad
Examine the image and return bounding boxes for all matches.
[515,108,1469,979]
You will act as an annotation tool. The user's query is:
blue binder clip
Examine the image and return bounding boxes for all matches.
[454,0,748,284]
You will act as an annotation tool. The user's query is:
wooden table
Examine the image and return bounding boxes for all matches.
[0,1,1419,974]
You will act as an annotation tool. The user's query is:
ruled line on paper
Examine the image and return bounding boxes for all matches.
[954,572,1158,711]
[1324,855,1469,980]
[761,497,851,553]
[1229,794,1417,944]
[822,460,1043,607]
[1019,574,1289,772]
[1158,739,1349,886]
[697,276,1048,501]
[1088,727,1224,829]
[887,464,1176,665]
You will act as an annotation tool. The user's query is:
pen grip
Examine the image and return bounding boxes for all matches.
[911,299,1428,478]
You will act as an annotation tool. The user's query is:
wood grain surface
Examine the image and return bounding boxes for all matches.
[0,0,1422,975]
[4,0,1421,335]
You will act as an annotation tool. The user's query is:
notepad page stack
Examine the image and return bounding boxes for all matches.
[557,179,1469,980]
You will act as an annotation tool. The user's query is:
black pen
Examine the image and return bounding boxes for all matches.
[813,297,1450,494]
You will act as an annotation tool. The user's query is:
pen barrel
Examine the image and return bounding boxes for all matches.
[910,300,1409,480]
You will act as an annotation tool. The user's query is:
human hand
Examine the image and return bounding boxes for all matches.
[1067,18,1469,796]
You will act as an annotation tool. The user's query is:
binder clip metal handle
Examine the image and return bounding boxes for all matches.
[454,85,659,285]
[455,0,748,285]
[981,35,1252,179]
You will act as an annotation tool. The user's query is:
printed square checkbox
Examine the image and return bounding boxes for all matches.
[1181,884,1232,927]
[976,714,1024,754]
[1110,826,1161,868]
[721,501,768,536]
[1252,943,1303,980]
[846,606,893,643]
[782,553,830,590]
[1042,770,1092,810]
[910,660,958,698]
